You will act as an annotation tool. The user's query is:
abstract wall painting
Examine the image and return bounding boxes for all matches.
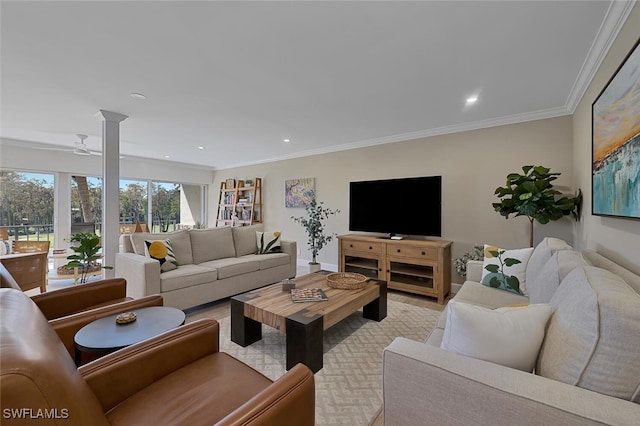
[285,178,315,208]
[592,38,640,219]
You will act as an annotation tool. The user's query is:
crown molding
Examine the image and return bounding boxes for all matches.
[216,106,572,170]
[565,0,636,112]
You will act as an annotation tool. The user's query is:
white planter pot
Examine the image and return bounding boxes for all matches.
[309,262,321,273]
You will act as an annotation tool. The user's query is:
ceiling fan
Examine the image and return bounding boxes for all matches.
[32,134,101,156]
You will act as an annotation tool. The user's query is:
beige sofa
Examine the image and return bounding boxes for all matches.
[115,224,296,309]
[383,238,640,425]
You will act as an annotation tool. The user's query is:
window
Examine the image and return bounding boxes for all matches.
[0,170,54,241]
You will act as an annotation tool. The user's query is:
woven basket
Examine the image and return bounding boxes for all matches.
[326,272,368,290]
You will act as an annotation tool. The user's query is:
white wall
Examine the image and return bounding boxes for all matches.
[212,116,576,281]
[572,3,640,274]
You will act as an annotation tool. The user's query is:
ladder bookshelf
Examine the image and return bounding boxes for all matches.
[215,178,262,227]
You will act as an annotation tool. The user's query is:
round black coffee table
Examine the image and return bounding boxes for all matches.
[74,306,185,365]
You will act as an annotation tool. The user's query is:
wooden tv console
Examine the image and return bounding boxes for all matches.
[338,234,452,304]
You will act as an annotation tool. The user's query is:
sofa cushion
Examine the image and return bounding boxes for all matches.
[537,266,640,402]
[159,264,218,293]
[241,253,290,270]
[582,249,640,294]
[481,245,534,295]
[232,224,264,257]
[454,281,529,309]
[145,239,178,272]
[131,230,193,266]
[198,258,259,280]
[190,227,236,264]
[528,250,591,304]
[440,300,552,372]
[525,237,572,293]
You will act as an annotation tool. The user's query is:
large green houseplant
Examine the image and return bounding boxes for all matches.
[493,165,582,247]
[291,195,340,271]
[63,232,112,283]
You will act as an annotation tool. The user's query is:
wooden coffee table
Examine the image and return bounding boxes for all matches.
[231,271,387,373]
[74,306,185,365]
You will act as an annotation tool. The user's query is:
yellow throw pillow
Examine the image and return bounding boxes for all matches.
[145,239,178,272]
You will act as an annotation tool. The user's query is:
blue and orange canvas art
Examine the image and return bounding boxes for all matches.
[592,39,640,219]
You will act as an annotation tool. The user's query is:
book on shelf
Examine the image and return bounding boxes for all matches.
[291,288,328,302]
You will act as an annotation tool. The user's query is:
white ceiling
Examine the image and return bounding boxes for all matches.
[0,1,633,170]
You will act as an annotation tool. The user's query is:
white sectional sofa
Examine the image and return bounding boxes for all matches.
[115,224,296,309]
[383,238,640,425]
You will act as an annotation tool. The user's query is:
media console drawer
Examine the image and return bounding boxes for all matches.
[341,239,384,254]
[387,244,437,260]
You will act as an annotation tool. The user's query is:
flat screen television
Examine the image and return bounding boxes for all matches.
[349,176,441,237]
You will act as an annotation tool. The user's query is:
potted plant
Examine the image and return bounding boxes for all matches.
[61,232,112,283]
[453,245,484,278]
[291,195,340,272]
[492,165,582,247]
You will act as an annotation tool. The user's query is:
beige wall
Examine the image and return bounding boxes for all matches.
[212,115,576,282]
[573,4,640,275]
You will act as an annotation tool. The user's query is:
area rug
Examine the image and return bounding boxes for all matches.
[188,300,440,425]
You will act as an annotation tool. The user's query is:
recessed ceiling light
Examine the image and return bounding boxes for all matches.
[466,96,478,105]
[197,146,205,150]
[130,93,146,100]
[283,138,291,143]
[164,155,170,158]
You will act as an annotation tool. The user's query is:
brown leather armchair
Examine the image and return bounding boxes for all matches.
[1,289,315,425]
[0,263,164,363]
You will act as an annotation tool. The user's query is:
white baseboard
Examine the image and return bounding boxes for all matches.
[296,259,338,273]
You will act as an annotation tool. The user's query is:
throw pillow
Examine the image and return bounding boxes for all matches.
[481,245,534,295]
[256,231,281,254]
[0,240,12,255]
[145,239,178,272]
[441,300,552,372]
[525,237,572,292]
[537,266,640,402]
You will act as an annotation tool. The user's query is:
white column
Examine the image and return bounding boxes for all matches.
[53,172,71,266]
[96,110,128,278]
[147,180,153,231]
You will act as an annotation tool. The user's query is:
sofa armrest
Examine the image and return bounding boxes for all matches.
[31,278,128,319]
[49,294,163,360]
[80,319,220,413]
[466,259,483,282]
[216,363,315,426]
[383,337,640,426]
[280,240,297,278]
[115,252,161,298]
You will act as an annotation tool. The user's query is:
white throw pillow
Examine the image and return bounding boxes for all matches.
[441,300,552,372]
[481,245,534,295]
[256,231,281,254]
[525,237,572,291]
[0,240,12,255]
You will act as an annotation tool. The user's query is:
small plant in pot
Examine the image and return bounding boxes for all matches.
[60,232,112,283]
[291,195,340,272]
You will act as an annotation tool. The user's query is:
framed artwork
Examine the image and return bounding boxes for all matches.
[592,38,640,219]
[285,178,315,207]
